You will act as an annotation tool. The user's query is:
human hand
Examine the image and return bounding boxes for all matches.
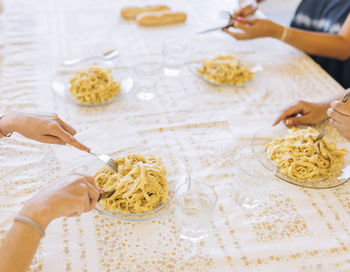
[19,173,102,229]
[327,99,350,142]
[273,100,329,127]
[232,3,258,19]
[0,112,89,151]
[223,18,283,40]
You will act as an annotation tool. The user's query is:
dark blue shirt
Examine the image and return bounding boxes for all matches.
[290,0,350,88]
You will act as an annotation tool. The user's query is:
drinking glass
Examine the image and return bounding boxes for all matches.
[233,151,276,209]
[162,42,187,77]
[133,55,161,101]
[175,182,217,242]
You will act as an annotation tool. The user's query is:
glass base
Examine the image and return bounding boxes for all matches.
[163,67,181,77]
[179,228,209,242]
[137,92,154,101]
[233,188,268,210]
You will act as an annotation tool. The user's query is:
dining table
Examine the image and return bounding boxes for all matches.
[1,0,350,271]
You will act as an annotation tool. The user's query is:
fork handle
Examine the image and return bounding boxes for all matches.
[341,90,350,103]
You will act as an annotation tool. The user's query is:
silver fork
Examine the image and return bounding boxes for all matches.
[314,91,350,142]
[89,152,118,201]
[98,189,116,201]
[90,152,118,173]
[63,49,120,66]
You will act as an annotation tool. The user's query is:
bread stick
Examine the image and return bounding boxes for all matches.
[136,11,187,26]
[121,5,170,20]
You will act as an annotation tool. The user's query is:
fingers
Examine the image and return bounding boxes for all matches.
[83,180,100,210]
[236,18,256,25]
[75,173,104,193]
[222,28,251,40]
[39,135,66,145]
[327,107,349,126]
[329,118,346,133]
[233,5,257,18]
[80,183,91,213]
[73,174,101,210]
[273,103,304,126]
[55,118,77,135]
[284,115,309,127]
[49,124,90,152]
[234,22,253,32]
[330,100,350,116]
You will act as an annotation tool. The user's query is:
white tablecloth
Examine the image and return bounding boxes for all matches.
[1,0,350,271]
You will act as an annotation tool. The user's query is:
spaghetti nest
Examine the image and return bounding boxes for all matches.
[69,65,121,104]
[197,55,254,85]
[94,154,169,213]
[266,127,348,181]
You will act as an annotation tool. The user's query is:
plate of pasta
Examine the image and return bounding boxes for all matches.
[51,62,134,106]
[187,55,263,87]
[251,124,350,189]
[82,146,190,221]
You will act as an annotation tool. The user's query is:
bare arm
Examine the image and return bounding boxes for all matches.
[0,207,51,272]
[224,13,350,61]
[284,13,350,60]
[0,174,100,272]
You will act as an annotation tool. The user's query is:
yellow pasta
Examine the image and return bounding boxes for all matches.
[94,153,169,213]
[266,127,348,181]
[69,65,121,104]
[197,55,254,85]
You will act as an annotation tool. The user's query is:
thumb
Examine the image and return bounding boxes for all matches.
[285,115,309,126]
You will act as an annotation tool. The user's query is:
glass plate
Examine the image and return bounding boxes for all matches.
[251,124,350,189]
[80,146,190,221]
[187,58,263,87]
[51,61,134,106]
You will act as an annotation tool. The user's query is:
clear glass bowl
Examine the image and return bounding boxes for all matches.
[78,145,190,221]
[187,57,263,87]
[51,60,134,106]
[251,124,350,189]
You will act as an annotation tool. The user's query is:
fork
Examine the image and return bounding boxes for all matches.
[89,152,118,201]
[98,189,116,201]
[90,152,118,173]
[314,91,350,142]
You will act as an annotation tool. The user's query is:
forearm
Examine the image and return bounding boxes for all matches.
[0,204,52,272]
[0,222,42,272]
[283,28,350,60]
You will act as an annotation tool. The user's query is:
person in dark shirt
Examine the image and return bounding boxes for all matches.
[223,0,350,88]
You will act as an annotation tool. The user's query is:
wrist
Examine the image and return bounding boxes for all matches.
[271,23,285,39]
[318,102,331,120]
[19,199,54,230]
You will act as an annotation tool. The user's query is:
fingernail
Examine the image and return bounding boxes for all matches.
[330,101,338,108]
[237,16,243,22]
[286,119,290,125]
[327,107,332,116]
